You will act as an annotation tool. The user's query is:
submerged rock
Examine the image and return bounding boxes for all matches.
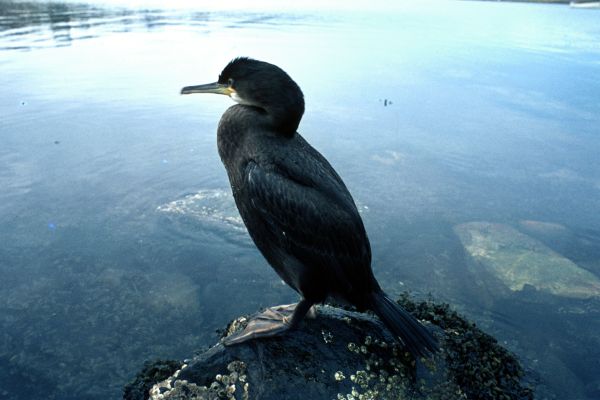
[518,220,571,240]
[454,222,600,299]
[124,298,533,400]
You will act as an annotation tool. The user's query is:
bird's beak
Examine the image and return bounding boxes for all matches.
[180,82,233,96]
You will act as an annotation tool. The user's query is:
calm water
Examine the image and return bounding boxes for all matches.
[1,0,600,399]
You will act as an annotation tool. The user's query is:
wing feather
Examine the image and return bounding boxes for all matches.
[243,159,371,294]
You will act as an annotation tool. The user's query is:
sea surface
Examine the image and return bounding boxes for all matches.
[1,0,599,399]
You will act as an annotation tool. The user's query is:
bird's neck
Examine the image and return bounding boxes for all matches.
[217,105,262,166]
[264,93,304,136]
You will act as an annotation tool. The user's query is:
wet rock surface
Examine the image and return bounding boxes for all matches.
[124,296,533,400]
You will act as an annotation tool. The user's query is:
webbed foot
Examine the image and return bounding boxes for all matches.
[222,300,313,346]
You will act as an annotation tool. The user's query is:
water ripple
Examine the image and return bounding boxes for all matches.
[156,189,247,237]
[0,1,313,52]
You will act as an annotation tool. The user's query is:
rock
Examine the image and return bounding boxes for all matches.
[517,220,576,255]
[124,360,183,400]
[517,220,571,240]
[454,222,600,299]
[125,298,533,400]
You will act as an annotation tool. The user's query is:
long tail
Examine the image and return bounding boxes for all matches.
[369,290,438,358]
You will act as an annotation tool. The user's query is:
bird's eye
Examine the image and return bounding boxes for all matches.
[227,78,234,87]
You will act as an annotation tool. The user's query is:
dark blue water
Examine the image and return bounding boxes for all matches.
[1,1,599,399]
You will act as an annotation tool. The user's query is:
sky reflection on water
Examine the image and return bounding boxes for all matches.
[1,1,600,399]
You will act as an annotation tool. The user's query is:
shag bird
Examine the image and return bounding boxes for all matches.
[181,57,438,358]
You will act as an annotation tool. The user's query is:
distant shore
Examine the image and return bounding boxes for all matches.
[467,0,571,4]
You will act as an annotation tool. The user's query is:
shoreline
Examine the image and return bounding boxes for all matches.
[464,0,595,4]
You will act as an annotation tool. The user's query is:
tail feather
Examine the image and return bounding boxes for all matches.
[369,291,438,358]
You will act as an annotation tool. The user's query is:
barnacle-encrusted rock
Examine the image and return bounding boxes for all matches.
[124,300,533,400]
[123,360,183,400]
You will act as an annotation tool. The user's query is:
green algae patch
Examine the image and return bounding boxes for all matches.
[454,222,600,298]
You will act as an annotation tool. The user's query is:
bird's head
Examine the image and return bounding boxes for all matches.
[181,57,305,135]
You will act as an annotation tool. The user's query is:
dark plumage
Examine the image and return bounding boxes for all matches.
[181,57,438,358]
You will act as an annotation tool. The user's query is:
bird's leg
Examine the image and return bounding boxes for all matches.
[268,302,317,319]
[222,299,313,346]
[306,305,317,319]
